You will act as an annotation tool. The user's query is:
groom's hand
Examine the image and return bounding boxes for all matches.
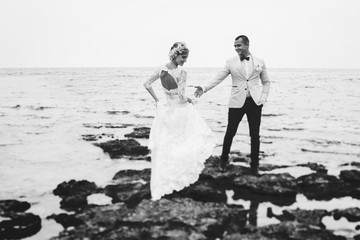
[194,86,204,98]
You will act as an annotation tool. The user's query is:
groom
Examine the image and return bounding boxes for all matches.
[194,35,270,175]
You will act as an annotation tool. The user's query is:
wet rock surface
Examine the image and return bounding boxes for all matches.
[124,127,150,139]
[223,221,346,240]
[48,154,360,240]
[105,168,151,207]
[296,172,360,200]
[296,162,328,173]
[233,173,298,197]
[112,168,151,183]
[81,133,114,141]
[267,208,330,228]
[332,207,360,222]
[0,199,31,212]
[53,180,103,211]
[105,182,151,208]
[47,213,84,229]
[94,138,149,158]
[173,176,228,203]
[340,169,360,185]
[351,162,360,168]
[51,198,247,240]
[0,200,41,239]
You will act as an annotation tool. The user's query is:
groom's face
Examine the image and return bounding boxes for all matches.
[234,39,249,56]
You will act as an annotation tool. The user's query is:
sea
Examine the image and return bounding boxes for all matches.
[0,67,360,239]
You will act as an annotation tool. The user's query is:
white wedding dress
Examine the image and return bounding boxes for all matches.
[144,65,216,200]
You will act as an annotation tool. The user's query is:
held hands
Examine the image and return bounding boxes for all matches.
[194,86,204,98]
[187,97,194,105]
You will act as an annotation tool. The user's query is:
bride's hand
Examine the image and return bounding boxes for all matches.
[194,86,204,98]
[187,97,194,104]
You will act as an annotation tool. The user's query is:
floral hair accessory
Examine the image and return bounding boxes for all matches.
[169,42,188,60]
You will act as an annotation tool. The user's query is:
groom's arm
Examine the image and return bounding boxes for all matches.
[259,60,270,105]
[201,61,230,93]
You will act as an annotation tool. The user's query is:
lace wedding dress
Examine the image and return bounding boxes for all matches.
[144,65,216,200]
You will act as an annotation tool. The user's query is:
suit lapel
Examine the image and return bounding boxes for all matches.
[235,56,246,79]
[248,55,258,78]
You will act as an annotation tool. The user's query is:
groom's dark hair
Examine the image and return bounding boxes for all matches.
[235,35,249,45]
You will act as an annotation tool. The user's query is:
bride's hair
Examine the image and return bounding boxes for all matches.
[169,42,189,60]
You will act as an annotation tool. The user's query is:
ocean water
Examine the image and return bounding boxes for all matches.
[0,67,360,239]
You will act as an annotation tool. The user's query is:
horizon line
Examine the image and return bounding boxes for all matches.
[1,66,360,70]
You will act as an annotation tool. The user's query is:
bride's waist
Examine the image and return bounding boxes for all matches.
[164,93,182,100]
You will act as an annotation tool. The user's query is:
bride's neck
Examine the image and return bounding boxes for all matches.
[166,61,178,70]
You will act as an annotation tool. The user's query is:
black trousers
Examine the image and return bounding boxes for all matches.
[221,97,263,167]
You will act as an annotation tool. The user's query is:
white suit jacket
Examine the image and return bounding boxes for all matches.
[203,54,270,108]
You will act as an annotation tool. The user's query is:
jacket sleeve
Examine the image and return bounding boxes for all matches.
[259,60,270,104]
[202,60,230,93]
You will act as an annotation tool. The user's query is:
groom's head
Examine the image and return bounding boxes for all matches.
[234,35,250,56]
[235,35,249,45]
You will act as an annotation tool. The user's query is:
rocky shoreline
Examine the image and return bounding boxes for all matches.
[1,127,360,239]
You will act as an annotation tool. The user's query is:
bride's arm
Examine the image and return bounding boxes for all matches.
[178,70,192,103]
[143,68,160,103]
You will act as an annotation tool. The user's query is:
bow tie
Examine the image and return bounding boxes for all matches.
[241,56,250,61]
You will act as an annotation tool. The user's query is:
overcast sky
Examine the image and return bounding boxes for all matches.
[1,0,359,68]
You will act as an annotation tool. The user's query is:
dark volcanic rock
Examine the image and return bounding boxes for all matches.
[224,221,346,240]
[54,180,99,198]
[94,139,149,158]
[112,168,151,183]
[51,198,247,240]
[297,162,328,173]
[0,200,41,239]
[53,180,102,211]
[47,213,84,229]
[171,177,227,203]
[267,208,330,228]
[105,169,152,207]
[201,156,252,187]
[123,198,248,239]
[332,207,360,222]
[104,182,151,208]
[59,196,88,211]
[128,155,152,161]
[233,188,296,207]
[0,212,41,239]
[351,162,360,167]
[124,127,150,139]
[259,164,291,172]
[81,133,114,141]
[339,169,360,185]
[0,199,31,213]
[233,173,298,197]
[296,172,352,200]
[50,203,133,240]
[200,157,298,205]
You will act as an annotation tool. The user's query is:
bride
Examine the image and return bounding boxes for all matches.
[143,42,216,200]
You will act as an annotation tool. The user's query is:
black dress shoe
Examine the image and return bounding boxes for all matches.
[219,157,228,172]
[250,166,259,176]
